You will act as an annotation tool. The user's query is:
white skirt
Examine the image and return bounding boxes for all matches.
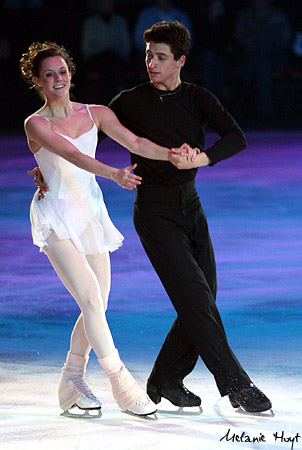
[30,180,124,255]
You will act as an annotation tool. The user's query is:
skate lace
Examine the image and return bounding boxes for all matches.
[128,385,152,407]
[133,396,152,407]
[183,386,192,395]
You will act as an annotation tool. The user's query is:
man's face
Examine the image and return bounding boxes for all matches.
[145,41,184,88]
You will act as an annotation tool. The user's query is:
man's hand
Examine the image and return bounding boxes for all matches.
[180,143,201,161]
[169,143,200,162]
[27,167,48,200]
[169,148,210,170]
[112,163,142,190]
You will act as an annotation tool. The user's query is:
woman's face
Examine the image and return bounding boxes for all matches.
[34,56,71,99]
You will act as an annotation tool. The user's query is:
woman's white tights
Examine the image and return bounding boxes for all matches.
[44,235,115,359]
[44,235,154,413]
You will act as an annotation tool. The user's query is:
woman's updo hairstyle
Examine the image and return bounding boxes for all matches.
[20,41,76,97]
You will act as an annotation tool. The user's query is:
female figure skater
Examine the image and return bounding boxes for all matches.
[20,41,193,418]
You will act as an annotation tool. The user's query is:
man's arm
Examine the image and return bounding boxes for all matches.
[169,89,246,171]
[199,90,247,166]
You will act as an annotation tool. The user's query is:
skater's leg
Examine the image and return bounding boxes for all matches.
[69,314,91,359]
[44,237,113,412]
[147,316,200,407]
[67,253,111,358]
[86,252,111,311]
[44,236,156,415]
[134,198,251,394]
[45,242,115,358]
[134,185,272,413]
[149,316,199,385]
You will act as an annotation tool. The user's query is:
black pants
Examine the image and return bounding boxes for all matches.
[133,180,251,396]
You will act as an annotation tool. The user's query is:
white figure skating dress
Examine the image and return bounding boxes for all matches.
[30,105,124,254]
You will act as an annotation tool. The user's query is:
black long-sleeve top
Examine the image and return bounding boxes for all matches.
[108,82,247,186]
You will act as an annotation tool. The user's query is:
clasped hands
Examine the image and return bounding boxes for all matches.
[169,143,209,169]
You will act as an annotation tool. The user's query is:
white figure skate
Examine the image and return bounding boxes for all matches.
[59,351,102,419]
[98,349,157,417]
[59,378,102,419]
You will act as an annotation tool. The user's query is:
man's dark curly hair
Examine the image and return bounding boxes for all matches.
[143,21,191,60]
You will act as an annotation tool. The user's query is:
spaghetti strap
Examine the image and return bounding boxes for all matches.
[33,114,51,123]
[86,105,94,124]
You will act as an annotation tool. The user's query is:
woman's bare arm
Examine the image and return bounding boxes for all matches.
[25,115,142,190]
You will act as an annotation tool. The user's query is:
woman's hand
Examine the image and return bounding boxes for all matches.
[112,164,142,190]
[175,143,201,161]
[27,167,48,200]
[168,148,210,170]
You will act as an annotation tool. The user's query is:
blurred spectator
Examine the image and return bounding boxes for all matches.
[81,0,130,60]
[192,0,230,101]
[81,0,131,104]
[133,0,192,50]
[234,0,292,116]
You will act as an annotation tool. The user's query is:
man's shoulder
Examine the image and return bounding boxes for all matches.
[121,82,150,95]
[112,82,150,102]
[182,82,213,97]
[181,83,222,114]
[108,83,150,114]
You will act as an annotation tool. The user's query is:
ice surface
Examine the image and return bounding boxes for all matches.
[0,132,301,449]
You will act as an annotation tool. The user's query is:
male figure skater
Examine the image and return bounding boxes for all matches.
[32,21,272,413]
[106,21,272,413]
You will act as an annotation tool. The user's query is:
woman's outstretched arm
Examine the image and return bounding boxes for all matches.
[25,115,142,190]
